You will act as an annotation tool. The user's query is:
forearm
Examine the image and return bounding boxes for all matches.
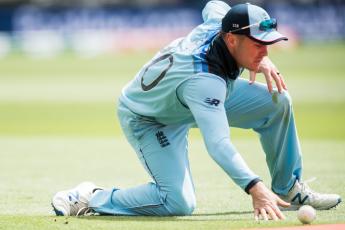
[180,74,259,192]
[206,136,260,190]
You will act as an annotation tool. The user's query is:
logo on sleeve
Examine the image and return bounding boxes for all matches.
[204,98,220,106]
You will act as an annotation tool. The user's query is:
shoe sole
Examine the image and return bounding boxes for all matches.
[280,198,342,211]
[51,202,65,216]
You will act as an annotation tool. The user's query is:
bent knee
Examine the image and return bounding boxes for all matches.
[166,191,196,215]
[272,91,292,114]
[172,198,196,215]
[279,91,292,107]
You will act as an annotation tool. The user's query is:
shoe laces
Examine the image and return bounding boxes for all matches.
[299,177,319,198]
[76,206,95,217]
[68,199,87,216]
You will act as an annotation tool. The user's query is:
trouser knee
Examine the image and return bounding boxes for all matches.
[269,91,293,122]
[277,91,292,111]
[166,189,196,215]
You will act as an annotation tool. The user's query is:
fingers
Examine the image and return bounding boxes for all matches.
[251,183,288,222]
[260,208,269,221]
[277,196,291,208]
[271,201,286,220]
[266,206,279,221]
[273,206,286,220]
[278,73,288,90]
[263,70,289,94]
[255,206,284,221]
[264,72,273,93]
[255,56,288,93]
[249,71,256,84]
[271,71,283,93]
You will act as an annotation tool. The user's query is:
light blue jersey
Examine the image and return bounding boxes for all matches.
[119,1,230,125]
[89,1,302,216]
[119,0,258,191]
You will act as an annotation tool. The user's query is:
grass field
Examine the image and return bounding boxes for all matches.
[0,42,345,229]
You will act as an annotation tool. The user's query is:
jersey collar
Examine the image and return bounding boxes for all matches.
[206,35,240,81]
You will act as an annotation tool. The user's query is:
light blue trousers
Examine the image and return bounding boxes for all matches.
[89,78,302,215]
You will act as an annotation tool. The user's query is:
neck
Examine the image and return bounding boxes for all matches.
[205,35,240,81]
[221,34,243,69]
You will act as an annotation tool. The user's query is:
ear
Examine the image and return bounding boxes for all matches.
[224,33,236,49]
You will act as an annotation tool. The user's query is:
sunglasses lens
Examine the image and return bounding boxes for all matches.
[259,18,277,31]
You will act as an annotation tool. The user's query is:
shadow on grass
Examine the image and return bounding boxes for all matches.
[77,210,253,222]
[192,211,252,216]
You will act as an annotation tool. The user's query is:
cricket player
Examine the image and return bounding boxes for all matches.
[52,1,341,220]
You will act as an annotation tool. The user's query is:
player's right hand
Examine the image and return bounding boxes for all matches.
[249,181,290,221]
[249,56,288,94]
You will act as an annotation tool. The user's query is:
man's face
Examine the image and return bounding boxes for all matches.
[225,34,268,71]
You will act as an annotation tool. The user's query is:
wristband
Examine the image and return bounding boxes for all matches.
[245,178,262,194]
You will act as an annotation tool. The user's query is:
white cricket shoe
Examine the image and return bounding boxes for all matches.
[279,180,342,210]
[52,182,99,216]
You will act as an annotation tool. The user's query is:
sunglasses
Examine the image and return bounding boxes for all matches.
[230,18,277,33]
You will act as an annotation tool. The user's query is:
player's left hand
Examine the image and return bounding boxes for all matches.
[249,181,290,221]
[249,56,288,93]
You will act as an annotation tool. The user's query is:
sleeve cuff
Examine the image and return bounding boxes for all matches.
[245,178,262,194]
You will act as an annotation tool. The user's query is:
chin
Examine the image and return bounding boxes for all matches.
[243,62,259,72]
[249,65,260,72]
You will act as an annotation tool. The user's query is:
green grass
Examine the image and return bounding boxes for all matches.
[0,43,345,229]
[0,138,344,229]
[0,52,151,78]
[1,101,344,139]
[0,44,344,139]
[0,102,120,136]
[272,42,345,80]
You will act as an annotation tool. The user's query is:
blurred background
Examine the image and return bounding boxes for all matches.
[0,0,344,57]
[0,0,344,139]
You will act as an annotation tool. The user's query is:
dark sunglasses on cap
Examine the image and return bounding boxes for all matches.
[229,18,277,33]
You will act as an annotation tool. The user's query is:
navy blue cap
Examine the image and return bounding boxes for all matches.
[222,3,288,45]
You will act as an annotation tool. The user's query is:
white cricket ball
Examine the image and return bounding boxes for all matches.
[297,205,316,224]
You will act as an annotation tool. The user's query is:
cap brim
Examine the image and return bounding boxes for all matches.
[248,30,288,45]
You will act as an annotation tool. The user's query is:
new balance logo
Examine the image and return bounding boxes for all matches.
[204,98,220,106]
[68,192,80,204]
[156,131,170,148]
[291,193,309,205]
